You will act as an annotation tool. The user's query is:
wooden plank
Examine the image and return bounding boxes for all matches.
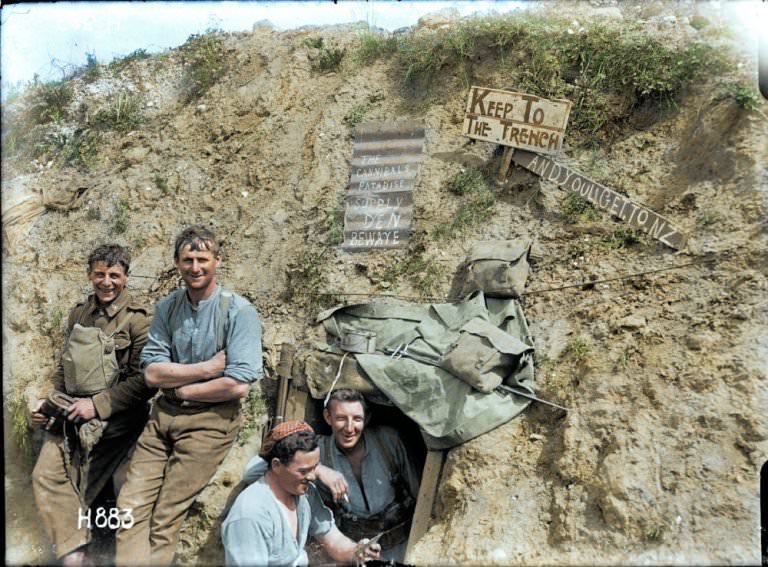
[284,388,309,422]
[405,450,446,562]
[463,86,572,154]
[513,149,687,249]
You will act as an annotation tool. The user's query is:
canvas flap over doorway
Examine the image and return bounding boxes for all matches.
[309,291,536,450]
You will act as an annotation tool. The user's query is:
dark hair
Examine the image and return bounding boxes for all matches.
[326,388,367,417]
[173,225,220,262]
[266,430,318,466]
[87,244,130,275]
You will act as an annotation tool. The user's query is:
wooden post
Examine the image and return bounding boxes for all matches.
[497,146,515,183]
[405,450,446,562]
[275,342,296,425]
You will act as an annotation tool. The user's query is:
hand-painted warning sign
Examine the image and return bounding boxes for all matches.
[513,149,687,249]
[463,87,572,154]
[342,122,425,251]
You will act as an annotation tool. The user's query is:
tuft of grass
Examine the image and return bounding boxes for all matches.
[597,227,645,250]
[239,387,267,445]
[696,211,720,228]
[644,517,667,542]
[324,208,345,246]
[51,309,64,331]
[303,36,324,49]
[154,173,170,195]
[356,31,399,64]
[180,31,228,101]
[688,15,709,31]
[86,206,102,221]
[82,52,101,83]
[27,80,74,125]
[305,36,346,73]
[9,394,34,464]
[433,169,496,240]
[317,46,346,72]
[92,91,143,132]
[113,198,129,234]
[58,128,101,171]
[342,93,384,128]
[728,83,761,111]
[381,249,445,297]
[108,48,151,74]
[561,193,601,223]
[562,336,591,362]
[447,169,486,196]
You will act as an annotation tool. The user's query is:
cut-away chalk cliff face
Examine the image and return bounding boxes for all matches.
[3,1,766,565]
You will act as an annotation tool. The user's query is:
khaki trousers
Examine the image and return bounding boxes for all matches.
[115,397,240,566]
[32,411,146,559]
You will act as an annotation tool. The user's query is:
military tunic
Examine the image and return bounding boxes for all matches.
[32,289,154,559]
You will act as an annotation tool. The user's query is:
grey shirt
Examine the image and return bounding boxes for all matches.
[140,285,263,383]
[222,457,334,566]
[319,426,419,518]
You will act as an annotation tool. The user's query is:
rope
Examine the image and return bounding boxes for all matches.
[323,352,351,408]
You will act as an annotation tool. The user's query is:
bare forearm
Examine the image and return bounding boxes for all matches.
[144,361,217,388]
[318,526,359,563]
[176,377,250,402]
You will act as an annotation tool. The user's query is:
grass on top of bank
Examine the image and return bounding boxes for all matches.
[357,16,727,145]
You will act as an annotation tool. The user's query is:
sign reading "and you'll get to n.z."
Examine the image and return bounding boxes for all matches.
[463,87,572,155]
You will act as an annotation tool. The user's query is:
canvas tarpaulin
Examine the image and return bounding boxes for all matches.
[310,291,535,450]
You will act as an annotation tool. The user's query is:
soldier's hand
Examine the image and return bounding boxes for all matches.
[323,469,349,502]
[208,350,227,378]
[355,539,381,563]
[67,398,97,423]
[30,398,51,429]
[316,465,350,503]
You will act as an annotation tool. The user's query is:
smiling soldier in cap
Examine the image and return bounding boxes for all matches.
[222,421,381,566]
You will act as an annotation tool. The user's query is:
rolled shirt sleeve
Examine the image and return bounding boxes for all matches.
[139,293,176,371]
[224,300,263,383]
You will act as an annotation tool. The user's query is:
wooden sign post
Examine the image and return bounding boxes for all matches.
[462,87,573,181]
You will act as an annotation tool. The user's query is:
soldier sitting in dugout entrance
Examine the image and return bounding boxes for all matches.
[315,388,420,563]
[222,420,382,566]
[31,244,155,567]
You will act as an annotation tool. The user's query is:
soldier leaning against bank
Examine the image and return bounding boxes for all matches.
[30,244,156,567]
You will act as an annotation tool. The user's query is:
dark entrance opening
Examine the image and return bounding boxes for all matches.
[305,395,428,564]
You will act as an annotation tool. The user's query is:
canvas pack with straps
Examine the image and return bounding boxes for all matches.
[62,305,132,396]
[460,238,532,298]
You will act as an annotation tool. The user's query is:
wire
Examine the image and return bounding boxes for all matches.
[2,249,735,302]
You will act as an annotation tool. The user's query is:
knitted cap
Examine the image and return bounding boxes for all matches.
[259,420,314,458]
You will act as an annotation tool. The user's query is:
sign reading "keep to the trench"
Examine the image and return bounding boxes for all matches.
[463,87,572,154]
[513,149,687,249]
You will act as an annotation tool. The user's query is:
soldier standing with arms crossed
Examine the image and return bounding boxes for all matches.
[115,225,263,566]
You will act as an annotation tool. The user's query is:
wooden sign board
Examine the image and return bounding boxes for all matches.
[513,149,687,249]
[463,87,572,155]
[342,122,425,251]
